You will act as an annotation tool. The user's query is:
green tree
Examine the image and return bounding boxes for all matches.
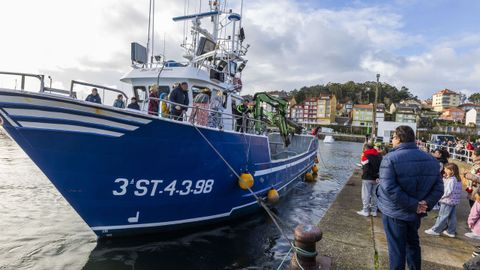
[272,81,417,106]
[468,93,480,104]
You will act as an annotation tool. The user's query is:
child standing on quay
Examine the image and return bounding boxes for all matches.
[356,143,382,217]
[425,163,462,237]
[466,189,480,240]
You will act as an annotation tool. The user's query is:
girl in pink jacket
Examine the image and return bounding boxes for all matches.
[467,188,480,240]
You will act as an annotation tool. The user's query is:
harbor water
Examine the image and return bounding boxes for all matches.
[0,130,361,270]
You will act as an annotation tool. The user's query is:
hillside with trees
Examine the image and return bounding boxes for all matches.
[286,81,417,107]
[468,93,480,104]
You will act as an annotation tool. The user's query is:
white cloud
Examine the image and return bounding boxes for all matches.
[0,0,479,101]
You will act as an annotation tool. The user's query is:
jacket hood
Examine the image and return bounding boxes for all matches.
[364,148,379,156]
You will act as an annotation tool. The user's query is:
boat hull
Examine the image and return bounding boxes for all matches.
[0,89,317,237]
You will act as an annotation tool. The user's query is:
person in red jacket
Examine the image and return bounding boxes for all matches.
[357,144,382,217]
[467,142,475,151]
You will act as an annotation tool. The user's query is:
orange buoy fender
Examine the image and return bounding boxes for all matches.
[267,189,280,204]
[312,165,318,174]
[238,173,254,190]
[305,172,314,182]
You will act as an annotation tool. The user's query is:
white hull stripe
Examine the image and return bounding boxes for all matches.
[0,95,151,124]
[5,108,139,131]
[254,151,317,177]
[91,200,259,231]
[91,161,314,232]
[18,121,124,137]
[0,109,19,127]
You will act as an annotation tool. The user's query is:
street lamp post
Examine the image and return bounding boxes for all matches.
[372,74,380,138]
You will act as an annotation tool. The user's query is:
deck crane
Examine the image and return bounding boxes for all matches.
[253,92,303,147]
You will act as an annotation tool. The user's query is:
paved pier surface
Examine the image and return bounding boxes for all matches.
[317,168,476,269]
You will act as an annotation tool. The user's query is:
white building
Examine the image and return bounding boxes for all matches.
[377,112,417,143]
[466,108,480,135]
[432,89,461,112]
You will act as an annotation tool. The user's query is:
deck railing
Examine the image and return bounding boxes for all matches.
[0,71,45,92]
[70,80,128,100]
[0,71,269,135]
[143,96,268,135]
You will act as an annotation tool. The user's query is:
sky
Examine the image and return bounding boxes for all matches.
[0,0,479,100]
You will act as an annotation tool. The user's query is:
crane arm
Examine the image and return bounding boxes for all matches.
[253,92,302,146]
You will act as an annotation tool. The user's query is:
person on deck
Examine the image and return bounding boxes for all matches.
[236,99,251,132]
[127,97,140,110]
[148,85,160,116]
[376,125,443,270]
[169,82,189,121]
[113,94,125,108]
[85,88,101,104]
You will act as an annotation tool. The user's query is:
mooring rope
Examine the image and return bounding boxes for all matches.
[276,246,293,270]
[190,123,309,270]
[317,146,328,169]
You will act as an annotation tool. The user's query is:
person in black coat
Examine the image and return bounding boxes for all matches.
[169,82,189,121]
[127,97,140,110]
[85,88,101,104]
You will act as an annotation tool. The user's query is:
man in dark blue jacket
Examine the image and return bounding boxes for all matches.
[169,82,189,121]
[377,125,443,270]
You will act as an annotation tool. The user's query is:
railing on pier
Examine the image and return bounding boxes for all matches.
[421,142,473,164]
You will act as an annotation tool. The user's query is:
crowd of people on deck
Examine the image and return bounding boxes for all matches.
[357,126,480,269]
[82,83,194,119]
[82,84,253,131]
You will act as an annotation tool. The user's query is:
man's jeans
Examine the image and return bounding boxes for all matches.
[361,180,378,212]
[431,203,456,234]
[382,214,421,270]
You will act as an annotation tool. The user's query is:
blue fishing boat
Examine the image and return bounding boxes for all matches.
[0,0,317,238]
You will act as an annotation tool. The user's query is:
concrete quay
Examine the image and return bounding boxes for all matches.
[316,168,476,269]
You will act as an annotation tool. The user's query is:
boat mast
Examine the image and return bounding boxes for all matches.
[146,0,156,65]
[151,0,155,64]
[146,0,152,65]
[210,0,220,42]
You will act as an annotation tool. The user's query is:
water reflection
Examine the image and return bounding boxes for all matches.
[0,129,361,270]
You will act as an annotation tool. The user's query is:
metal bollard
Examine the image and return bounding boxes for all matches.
[289,224,328,270]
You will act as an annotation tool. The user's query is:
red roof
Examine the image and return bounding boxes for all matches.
[442,107,464,113]
[459,103,480,107]
[434,89,459,95]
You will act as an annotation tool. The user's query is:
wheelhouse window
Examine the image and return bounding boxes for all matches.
[133,86,147,103]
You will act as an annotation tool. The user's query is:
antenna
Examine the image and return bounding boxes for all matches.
[239,0,244,30]
[163,32,166,59]
[151,0,155,64]
[146,0,152,64]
